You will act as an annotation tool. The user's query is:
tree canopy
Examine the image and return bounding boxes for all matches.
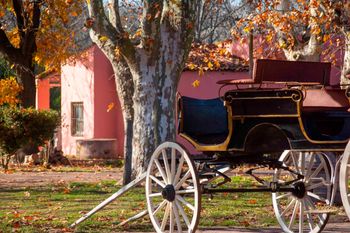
[0,0,83,107]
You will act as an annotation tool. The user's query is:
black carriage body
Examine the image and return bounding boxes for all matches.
[178,60,350,158]
[225,88,350,153]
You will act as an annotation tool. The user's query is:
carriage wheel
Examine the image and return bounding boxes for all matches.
[272,150,333,233]
[146,142,201,233]
[340,143,350,220]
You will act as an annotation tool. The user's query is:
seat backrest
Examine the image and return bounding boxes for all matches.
[180,97,228,136]
[253,59,331,85]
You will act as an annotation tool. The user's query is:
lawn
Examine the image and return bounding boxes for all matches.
[0,176,278,232]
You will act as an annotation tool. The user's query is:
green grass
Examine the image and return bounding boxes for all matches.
[0,176,278,232]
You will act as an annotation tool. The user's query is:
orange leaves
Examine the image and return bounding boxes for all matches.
[0,77,22,106]
[185,41,246,72]
[107,102,115,112]
[192,80,200,88]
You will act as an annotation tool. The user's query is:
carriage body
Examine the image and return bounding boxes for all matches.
[178,59,350,158]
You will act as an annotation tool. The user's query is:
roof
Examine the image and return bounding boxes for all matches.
[185,41,249,72]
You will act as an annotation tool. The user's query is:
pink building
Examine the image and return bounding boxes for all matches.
[60,46,124,159]
[59,44,248,159]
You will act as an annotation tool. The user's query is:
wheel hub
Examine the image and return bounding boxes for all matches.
[162,184,176,202]
[292,181,306,199]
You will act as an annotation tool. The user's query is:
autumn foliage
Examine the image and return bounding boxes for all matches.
[0,77,22,106]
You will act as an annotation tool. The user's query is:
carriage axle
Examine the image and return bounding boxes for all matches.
[203,185,295,194]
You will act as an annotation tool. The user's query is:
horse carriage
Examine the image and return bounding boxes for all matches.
[72,59,350,233]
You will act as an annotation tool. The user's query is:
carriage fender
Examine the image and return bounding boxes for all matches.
[243,123,292,154]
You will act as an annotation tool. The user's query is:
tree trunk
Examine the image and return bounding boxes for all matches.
[283,36,321,62]
[341,32,350,86]
[131,72,178,177]
[15,61,36,108]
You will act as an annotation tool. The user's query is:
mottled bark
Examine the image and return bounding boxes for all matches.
[277,0,321,62]
[87,0,196,180]
[341,32,350,86]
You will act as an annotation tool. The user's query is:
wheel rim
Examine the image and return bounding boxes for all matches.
[146,142,201,233]
[272,150,332,233]
[340,143,350,220]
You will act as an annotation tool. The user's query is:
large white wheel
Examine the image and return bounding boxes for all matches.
[272,150,333,233]
[340,142,350,220]
[146,142,201,233]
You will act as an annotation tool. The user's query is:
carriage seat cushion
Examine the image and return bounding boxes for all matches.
[180,97,228,138]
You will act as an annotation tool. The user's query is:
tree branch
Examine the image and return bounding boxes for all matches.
[12,0,25,41]
[22,0,41,57]
[141,0,162,52]
[87,0,137,68]
[109,0,124,31]
[0,23,20,62]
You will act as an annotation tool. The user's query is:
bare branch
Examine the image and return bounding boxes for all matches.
[0,22,20,62]
[12,0,25,40]
[109,0,124,31]
[87,0,136,67]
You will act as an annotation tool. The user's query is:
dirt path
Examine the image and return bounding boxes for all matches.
[0,169,123,188]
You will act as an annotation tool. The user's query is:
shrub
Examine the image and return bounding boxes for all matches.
[0,107,60,169]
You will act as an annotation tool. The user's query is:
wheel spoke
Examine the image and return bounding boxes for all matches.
[308,163,324,181]
[171,148,176,184]
[307,191,329,204]
[276,193,291,200]
[149,192,163,198]
[176,195,195,211]
[161,203,170,231]
[299,201,304,233]
[307,180,330,191]
[173,154,185,185]
[162,149,171,184]
[173,202,182,232]
[305,153,316,179]
[300,152,305,176]
[281,198,296,216]
[175,170,191,190]
[170,203,175,233]
[150,175,166,188]
[305,197,324,222]
[291,153,301,174]
[176,189,195,195]
[288,200,299,229]
[153,200,167,215]
[175,199,191,228]
[155,159,168,184]
[303,200,314,230]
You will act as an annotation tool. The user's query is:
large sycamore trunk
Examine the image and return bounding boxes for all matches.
[341,32,350,86]
[131,71,178,176]
[87,0,195,180]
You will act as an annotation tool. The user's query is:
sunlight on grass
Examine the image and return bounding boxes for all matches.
[0,176,278,232]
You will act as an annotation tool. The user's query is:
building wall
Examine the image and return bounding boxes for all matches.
[37,78,50,110]
[93,46,124,157]
[61,48,95,157]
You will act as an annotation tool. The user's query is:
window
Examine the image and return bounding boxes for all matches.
[71,102,84,136]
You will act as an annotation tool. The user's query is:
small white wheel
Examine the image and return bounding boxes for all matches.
[340,142,350,220]
[272,150,333,233]
[146,142,201,233]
